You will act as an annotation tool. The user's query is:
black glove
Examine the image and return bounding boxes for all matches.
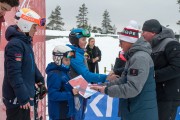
[37,83,47,100]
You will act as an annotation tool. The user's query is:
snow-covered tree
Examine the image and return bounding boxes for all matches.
[101,10,113,34]
[47,5,65,30]
[91,26,98,33]
[88,24,92,32]
[113,25,117,34]
[76,3,89,29]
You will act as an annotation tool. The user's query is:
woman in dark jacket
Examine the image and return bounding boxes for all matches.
[86,37,101,73]
[46,45,78,120]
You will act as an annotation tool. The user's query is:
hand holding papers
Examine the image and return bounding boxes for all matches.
[69,75,97,98]
[90,84,106,94]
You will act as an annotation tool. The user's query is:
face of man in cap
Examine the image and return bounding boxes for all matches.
[119,40,133,52]
[142,31,156,42]
[142,19,162,42]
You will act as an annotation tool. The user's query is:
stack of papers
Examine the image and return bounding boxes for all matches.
[69,75,97,98]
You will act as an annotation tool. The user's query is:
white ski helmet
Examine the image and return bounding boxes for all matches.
[15,8,46,32]
[52,45,75,65]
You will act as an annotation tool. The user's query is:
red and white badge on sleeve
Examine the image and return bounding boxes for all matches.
[130,68,138,76]
[14,53,22,61]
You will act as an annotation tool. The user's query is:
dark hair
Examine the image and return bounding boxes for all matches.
[0,0,19,7]
[88,37,95,43]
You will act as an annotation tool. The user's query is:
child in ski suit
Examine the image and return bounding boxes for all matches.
[46,45,78,120]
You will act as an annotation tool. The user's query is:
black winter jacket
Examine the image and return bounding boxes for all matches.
[86,45,101,73]
[151,26,180,100]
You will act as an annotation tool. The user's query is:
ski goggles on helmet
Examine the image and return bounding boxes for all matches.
[70,29,91,39]
[81,29,91,37]
[19,14,46,26]
[53,50,75,58]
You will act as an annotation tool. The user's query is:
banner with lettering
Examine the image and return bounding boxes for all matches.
[85,92,120,120]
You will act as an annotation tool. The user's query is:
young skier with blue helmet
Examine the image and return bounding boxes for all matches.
[67,28,117,120]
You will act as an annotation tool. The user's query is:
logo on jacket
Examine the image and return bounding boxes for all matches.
[14,53,22,61]
[130,68,138,76]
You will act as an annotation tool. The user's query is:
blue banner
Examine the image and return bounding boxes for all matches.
[85,92,120,120]
[176,107,180,120]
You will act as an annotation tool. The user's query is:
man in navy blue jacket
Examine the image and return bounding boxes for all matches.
[2,8,46,120]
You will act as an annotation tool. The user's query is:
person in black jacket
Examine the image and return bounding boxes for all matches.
[112,51,126,76]
[2,8,46,120]
[142,19,180,120]
[86,37,101,73]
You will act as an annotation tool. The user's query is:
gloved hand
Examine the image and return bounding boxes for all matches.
[37,82,47,100]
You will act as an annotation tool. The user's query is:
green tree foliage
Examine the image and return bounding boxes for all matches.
[47,5,65,30]
[92,26,98,33]
[76,3,89,29]
[101,10,113,34]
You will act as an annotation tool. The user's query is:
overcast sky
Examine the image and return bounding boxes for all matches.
[46,0,180,33]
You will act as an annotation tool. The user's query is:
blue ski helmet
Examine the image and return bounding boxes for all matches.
[69,28,91,46]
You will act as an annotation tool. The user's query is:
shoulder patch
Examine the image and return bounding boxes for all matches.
[15,53,22,61]
[130,68,138,76]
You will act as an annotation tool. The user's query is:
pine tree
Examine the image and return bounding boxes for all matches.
[92,26,98,33]
[112,25,117,34]
[88,24,92,32]
[76,3,89,29]
[47,5,64,30]
[97,28,102,33]
[101,10,113,34]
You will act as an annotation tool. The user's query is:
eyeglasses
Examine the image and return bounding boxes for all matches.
[20,14,46,26]
[53,51,76,58]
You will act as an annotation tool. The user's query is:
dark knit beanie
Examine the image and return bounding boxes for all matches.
[142,19,162,34]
